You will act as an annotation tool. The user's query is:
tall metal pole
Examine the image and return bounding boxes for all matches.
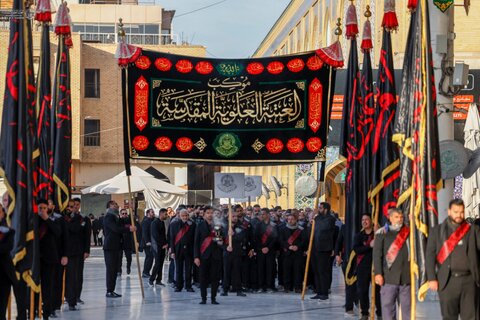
[429,1,454,222]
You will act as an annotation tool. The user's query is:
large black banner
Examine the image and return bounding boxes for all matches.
[124,48,340,165]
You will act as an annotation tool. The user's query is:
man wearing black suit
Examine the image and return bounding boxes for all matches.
[310,202,336,300]
[72,198,91,305]
[373,208,411,320]
[141,209,155,278]
[103,201,136,298]
[194,206,224,305]
[426,198,480,320]
[279,213,306,293]
[169,209,195,292]
[149,208,168,287]
[118,209,134,276]
[37,199,62,319]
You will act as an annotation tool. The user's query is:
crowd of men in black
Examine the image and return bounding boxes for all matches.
[1,195,479,320]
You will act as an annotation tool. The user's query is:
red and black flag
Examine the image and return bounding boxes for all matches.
[393,0,442,301]
[35,0,53,200]
[368,2,400,226]
[52,2,73,212]
[340,2,363,256]
[359,13,375,216]
[0,0,40,291]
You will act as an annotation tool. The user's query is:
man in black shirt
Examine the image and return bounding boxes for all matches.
[426,199,480,320]
[149,208,168,287]
[141,209,155,278]
[103,201,136,298]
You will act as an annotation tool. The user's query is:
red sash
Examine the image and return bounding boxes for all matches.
[39,222,48,240]
[436,222,471,265]
[287,228,302,246]
[385,226,410,268]
[200,232,214,255]
[261,225,272,245]
[174,224,190,246]
[356,233,374,265]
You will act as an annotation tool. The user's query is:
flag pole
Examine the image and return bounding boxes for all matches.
[38,287,42,319]
[7,292,11,320]
[61,269,66,306]
[29,289,34,320]
[228,198,233,247]
[127,175,145,299]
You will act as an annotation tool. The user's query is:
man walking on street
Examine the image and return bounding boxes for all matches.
[141,209,155,278]
[149,208,168,287]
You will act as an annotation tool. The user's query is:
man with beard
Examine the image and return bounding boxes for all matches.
[194,206,224,304]
[72,198,91,305]
[37,199,62,319]
[426,199,480,320]
[169,209,196,292]
[221,211,247,297]
[373,208,411,320]
[353,214,381,320]
[254,208,278,293]
[103,201,137,298]
[310,202,336,300]
[279,213,306,293]
[149,208,168,287]
[141,209,155,278]
[64,198,88,311]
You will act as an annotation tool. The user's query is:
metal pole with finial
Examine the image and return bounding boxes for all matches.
[301,18,342,301]
[117,18,145,300]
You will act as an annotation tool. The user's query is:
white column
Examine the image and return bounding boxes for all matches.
[429,3,454,221]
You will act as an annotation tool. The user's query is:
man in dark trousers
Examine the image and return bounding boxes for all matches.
[118,209,133,275]
[335,223,356,315]
[37,199,62,320]
[221,211,247,297]
[48,199,68,316]
[253,208,278,293]
[279,213,306,293]
[353,214,381,320]
[64,199,87,311]
[103,200,136,298]
[310,202,336,300]
[141,209,155,278]
[0,201,27,320]
[72,197,91,305]
[373,208,411,320]
[149,208,168,287]
[426,198,480,320]
[237,208,254,292]
[194,206,224,305]
[169,208,195,292]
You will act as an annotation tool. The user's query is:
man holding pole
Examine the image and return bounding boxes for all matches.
[103,200,136,298]
[426,199,480,320]
[373,208,410,320]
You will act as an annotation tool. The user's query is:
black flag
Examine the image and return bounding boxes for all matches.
[340,2,363,258]
[369,22,401,226]
[393,0,442,301]
[52,2,72,212]
[36,24,53,200]
[0,0,40,291]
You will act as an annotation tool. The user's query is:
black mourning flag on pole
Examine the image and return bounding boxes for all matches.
[359,17,375,217]
[369,14,401,226]
[36,24,53,201]
[52,2,72,212]
[0,0,40,291]
[340,2,363,259]
[393,0,442,301]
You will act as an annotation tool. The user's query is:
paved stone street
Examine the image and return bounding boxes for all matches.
[20,247,438,320]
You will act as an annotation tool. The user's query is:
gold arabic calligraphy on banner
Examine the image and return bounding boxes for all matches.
[152,76,306,129]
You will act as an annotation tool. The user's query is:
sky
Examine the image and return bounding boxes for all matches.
[156,0,291,58]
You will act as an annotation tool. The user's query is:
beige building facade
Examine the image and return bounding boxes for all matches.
[0,3,206,213]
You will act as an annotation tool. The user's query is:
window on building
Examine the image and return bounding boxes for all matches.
[84,119,100,146]
[85,69,100,98]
